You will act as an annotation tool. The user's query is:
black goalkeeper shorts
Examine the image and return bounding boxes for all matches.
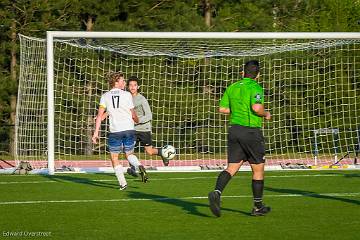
[135,131,153,147]
[227,125,266,164]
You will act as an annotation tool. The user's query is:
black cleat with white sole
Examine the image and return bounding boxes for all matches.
[127,165,138,177]
[251,205,271,216]
[139,165,148,183]
[208,191,221,217]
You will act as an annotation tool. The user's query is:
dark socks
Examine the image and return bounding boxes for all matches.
[252,179,264,208]
[215,170,232,194]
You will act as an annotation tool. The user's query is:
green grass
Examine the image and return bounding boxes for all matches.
[0,170,359,240]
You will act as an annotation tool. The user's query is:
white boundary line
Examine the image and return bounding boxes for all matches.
[0,174,349,185]
[0,192,359,205]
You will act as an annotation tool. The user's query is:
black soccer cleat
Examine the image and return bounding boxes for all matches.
[161,156,170,166]
[127,165,138,177]
[119,184,127,191]
[208,191,221,217]
[251,205,271,216]
[139,165,148,183]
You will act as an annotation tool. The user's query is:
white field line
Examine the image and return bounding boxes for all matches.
[0,192,359,205]
[0,174,349,185]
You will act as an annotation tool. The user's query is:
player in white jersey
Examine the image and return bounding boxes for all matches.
[92,72,148,190]
[100,76,171,177]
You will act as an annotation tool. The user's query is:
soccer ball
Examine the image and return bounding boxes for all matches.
[161,145,176,160]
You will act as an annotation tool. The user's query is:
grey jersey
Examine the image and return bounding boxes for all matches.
[133,93,152,132]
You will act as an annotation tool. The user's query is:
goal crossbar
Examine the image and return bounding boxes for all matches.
[47,31,360,39]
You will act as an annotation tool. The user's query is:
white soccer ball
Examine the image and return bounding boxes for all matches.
[161,145,176,160]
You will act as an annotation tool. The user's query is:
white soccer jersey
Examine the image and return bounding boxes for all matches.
[99,88,134,133]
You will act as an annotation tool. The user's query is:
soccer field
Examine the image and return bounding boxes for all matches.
[1,170,359,240]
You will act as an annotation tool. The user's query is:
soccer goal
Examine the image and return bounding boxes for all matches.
[15,32,360,174]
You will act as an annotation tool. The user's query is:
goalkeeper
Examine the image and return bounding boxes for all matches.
[127,76,169,176]
[208,60,271,217]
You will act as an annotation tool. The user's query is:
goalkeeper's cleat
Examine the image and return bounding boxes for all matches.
[251,205,271,216]
[161,156,170,166]
[139,165,148,183]
[126,165,138,177]
[119,184,127,191]
[208,191,221,217]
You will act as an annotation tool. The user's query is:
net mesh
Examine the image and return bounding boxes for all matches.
[16,34,360,169]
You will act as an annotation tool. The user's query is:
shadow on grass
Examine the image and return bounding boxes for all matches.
[41,174,121,190]
[265,186,360,206]
[324,172,360,178]
[126,190,251,217]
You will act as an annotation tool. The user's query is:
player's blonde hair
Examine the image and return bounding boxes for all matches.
[107,72,124,87]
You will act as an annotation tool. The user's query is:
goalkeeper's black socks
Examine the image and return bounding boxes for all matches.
[215,170,232,194]
[252,179,264,208]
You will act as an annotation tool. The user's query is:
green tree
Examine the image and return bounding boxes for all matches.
[209,0,274,31]
[0,0,78,155]
[272,0,360,31]
[103,0,207,31]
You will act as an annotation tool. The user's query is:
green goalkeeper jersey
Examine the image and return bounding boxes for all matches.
[220,78,264,128]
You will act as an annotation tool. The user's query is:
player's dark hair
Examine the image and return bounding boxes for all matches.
[244,60,260,79]
[128,76,139,85]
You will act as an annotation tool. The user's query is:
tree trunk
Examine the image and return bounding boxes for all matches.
[85,15,94,155]
[9,96,16,155]
[86,15,94,31]
[86,115,94,156]
[86,84,94,156]
[9,20,17,156]
[204,0,211,28]
[272,4,279,31]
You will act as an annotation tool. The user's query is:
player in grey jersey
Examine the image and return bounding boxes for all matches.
[127,76,168,166]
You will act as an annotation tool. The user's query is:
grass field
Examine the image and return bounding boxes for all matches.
[1,170,359,240]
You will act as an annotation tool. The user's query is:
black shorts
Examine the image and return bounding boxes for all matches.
[227,125,265,164]
[135,131,153,147]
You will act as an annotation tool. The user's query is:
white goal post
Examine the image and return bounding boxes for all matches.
[15,32,360,174]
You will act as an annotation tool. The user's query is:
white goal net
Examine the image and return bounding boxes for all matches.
[16,32,360,173]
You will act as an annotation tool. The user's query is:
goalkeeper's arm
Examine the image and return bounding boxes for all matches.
[137,97,152,124]
[131,108,139,124]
